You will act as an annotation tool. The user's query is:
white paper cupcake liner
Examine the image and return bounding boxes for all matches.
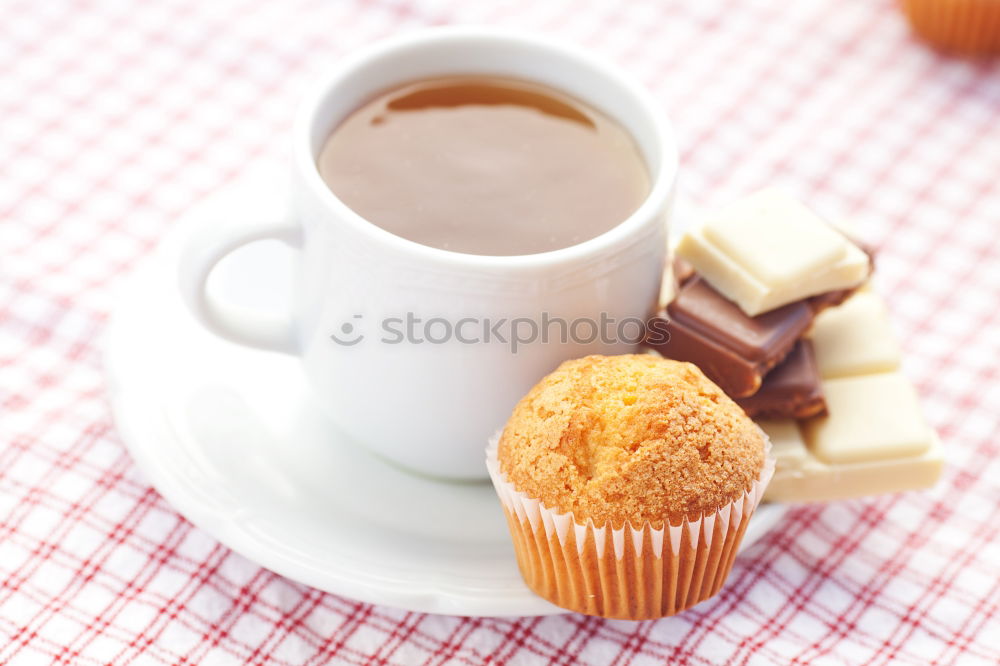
[486,433,774,619]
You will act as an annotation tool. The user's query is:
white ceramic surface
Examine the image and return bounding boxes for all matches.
[105,175,788,617]
[176,28,678,479]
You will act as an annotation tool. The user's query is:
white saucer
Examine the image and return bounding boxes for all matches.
[104,172,787,617]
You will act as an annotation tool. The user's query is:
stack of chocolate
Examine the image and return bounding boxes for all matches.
[645,189,870,419]
[645,189,942,502]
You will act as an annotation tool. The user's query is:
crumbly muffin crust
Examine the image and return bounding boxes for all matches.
[497,354,766,527]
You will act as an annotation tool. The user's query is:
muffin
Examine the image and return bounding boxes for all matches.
[486,354,774,619]
[900,0,1000,54]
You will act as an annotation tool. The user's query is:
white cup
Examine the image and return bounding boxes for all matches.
[178,27,678,480]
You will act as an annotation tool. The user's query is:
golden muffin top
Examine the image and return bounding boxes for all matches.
[497,354,766,527]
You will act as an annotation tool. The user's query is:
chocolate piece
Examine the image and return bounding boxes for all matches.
[644,277,813,397]
[808,243,875,313]
[735,340,826,419]
[672,257,696,287]
[646,311,766,396]
[670,278,813,363]
[755,275,942,503]
[659,256,697,307]
[675,189,871,315]
[760,419,943,504]
[810,291,901,379]
[803,372,933,464]
[807,286,856,313]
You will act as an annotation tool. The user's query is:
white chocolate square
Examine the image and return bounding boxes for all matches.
[809,292,902,379]
[676,189,870,315]
[704,193,845,284]
[763,434,943,503]
[757,419,809,472]
[802,373,934,464]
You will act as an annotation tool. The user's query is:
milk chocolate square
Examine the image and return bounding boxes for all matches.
[645,276,813,397]
[735,340,826,419]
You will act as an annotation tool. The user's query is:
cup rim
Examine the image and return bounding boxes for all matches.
[293,26,678,269]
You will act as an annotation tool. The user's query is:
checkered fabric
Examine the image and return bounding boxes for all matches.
[1,0,999,663]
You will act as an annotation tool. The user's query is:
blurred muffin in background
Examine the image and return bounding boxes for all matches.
[901,0,1000,54]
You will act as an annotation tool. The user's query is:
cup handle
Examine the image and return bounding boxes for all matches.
[178,208,302,354]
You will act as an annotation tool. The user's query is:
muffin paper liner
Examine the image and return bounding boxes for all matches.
[486,435,774,620]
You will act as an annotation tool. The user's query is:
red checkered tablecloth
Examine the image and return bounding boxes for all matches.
[2,0,999,663]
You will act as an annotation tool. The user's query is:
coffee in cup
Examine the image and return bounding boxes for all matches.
[317,76,649,256]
